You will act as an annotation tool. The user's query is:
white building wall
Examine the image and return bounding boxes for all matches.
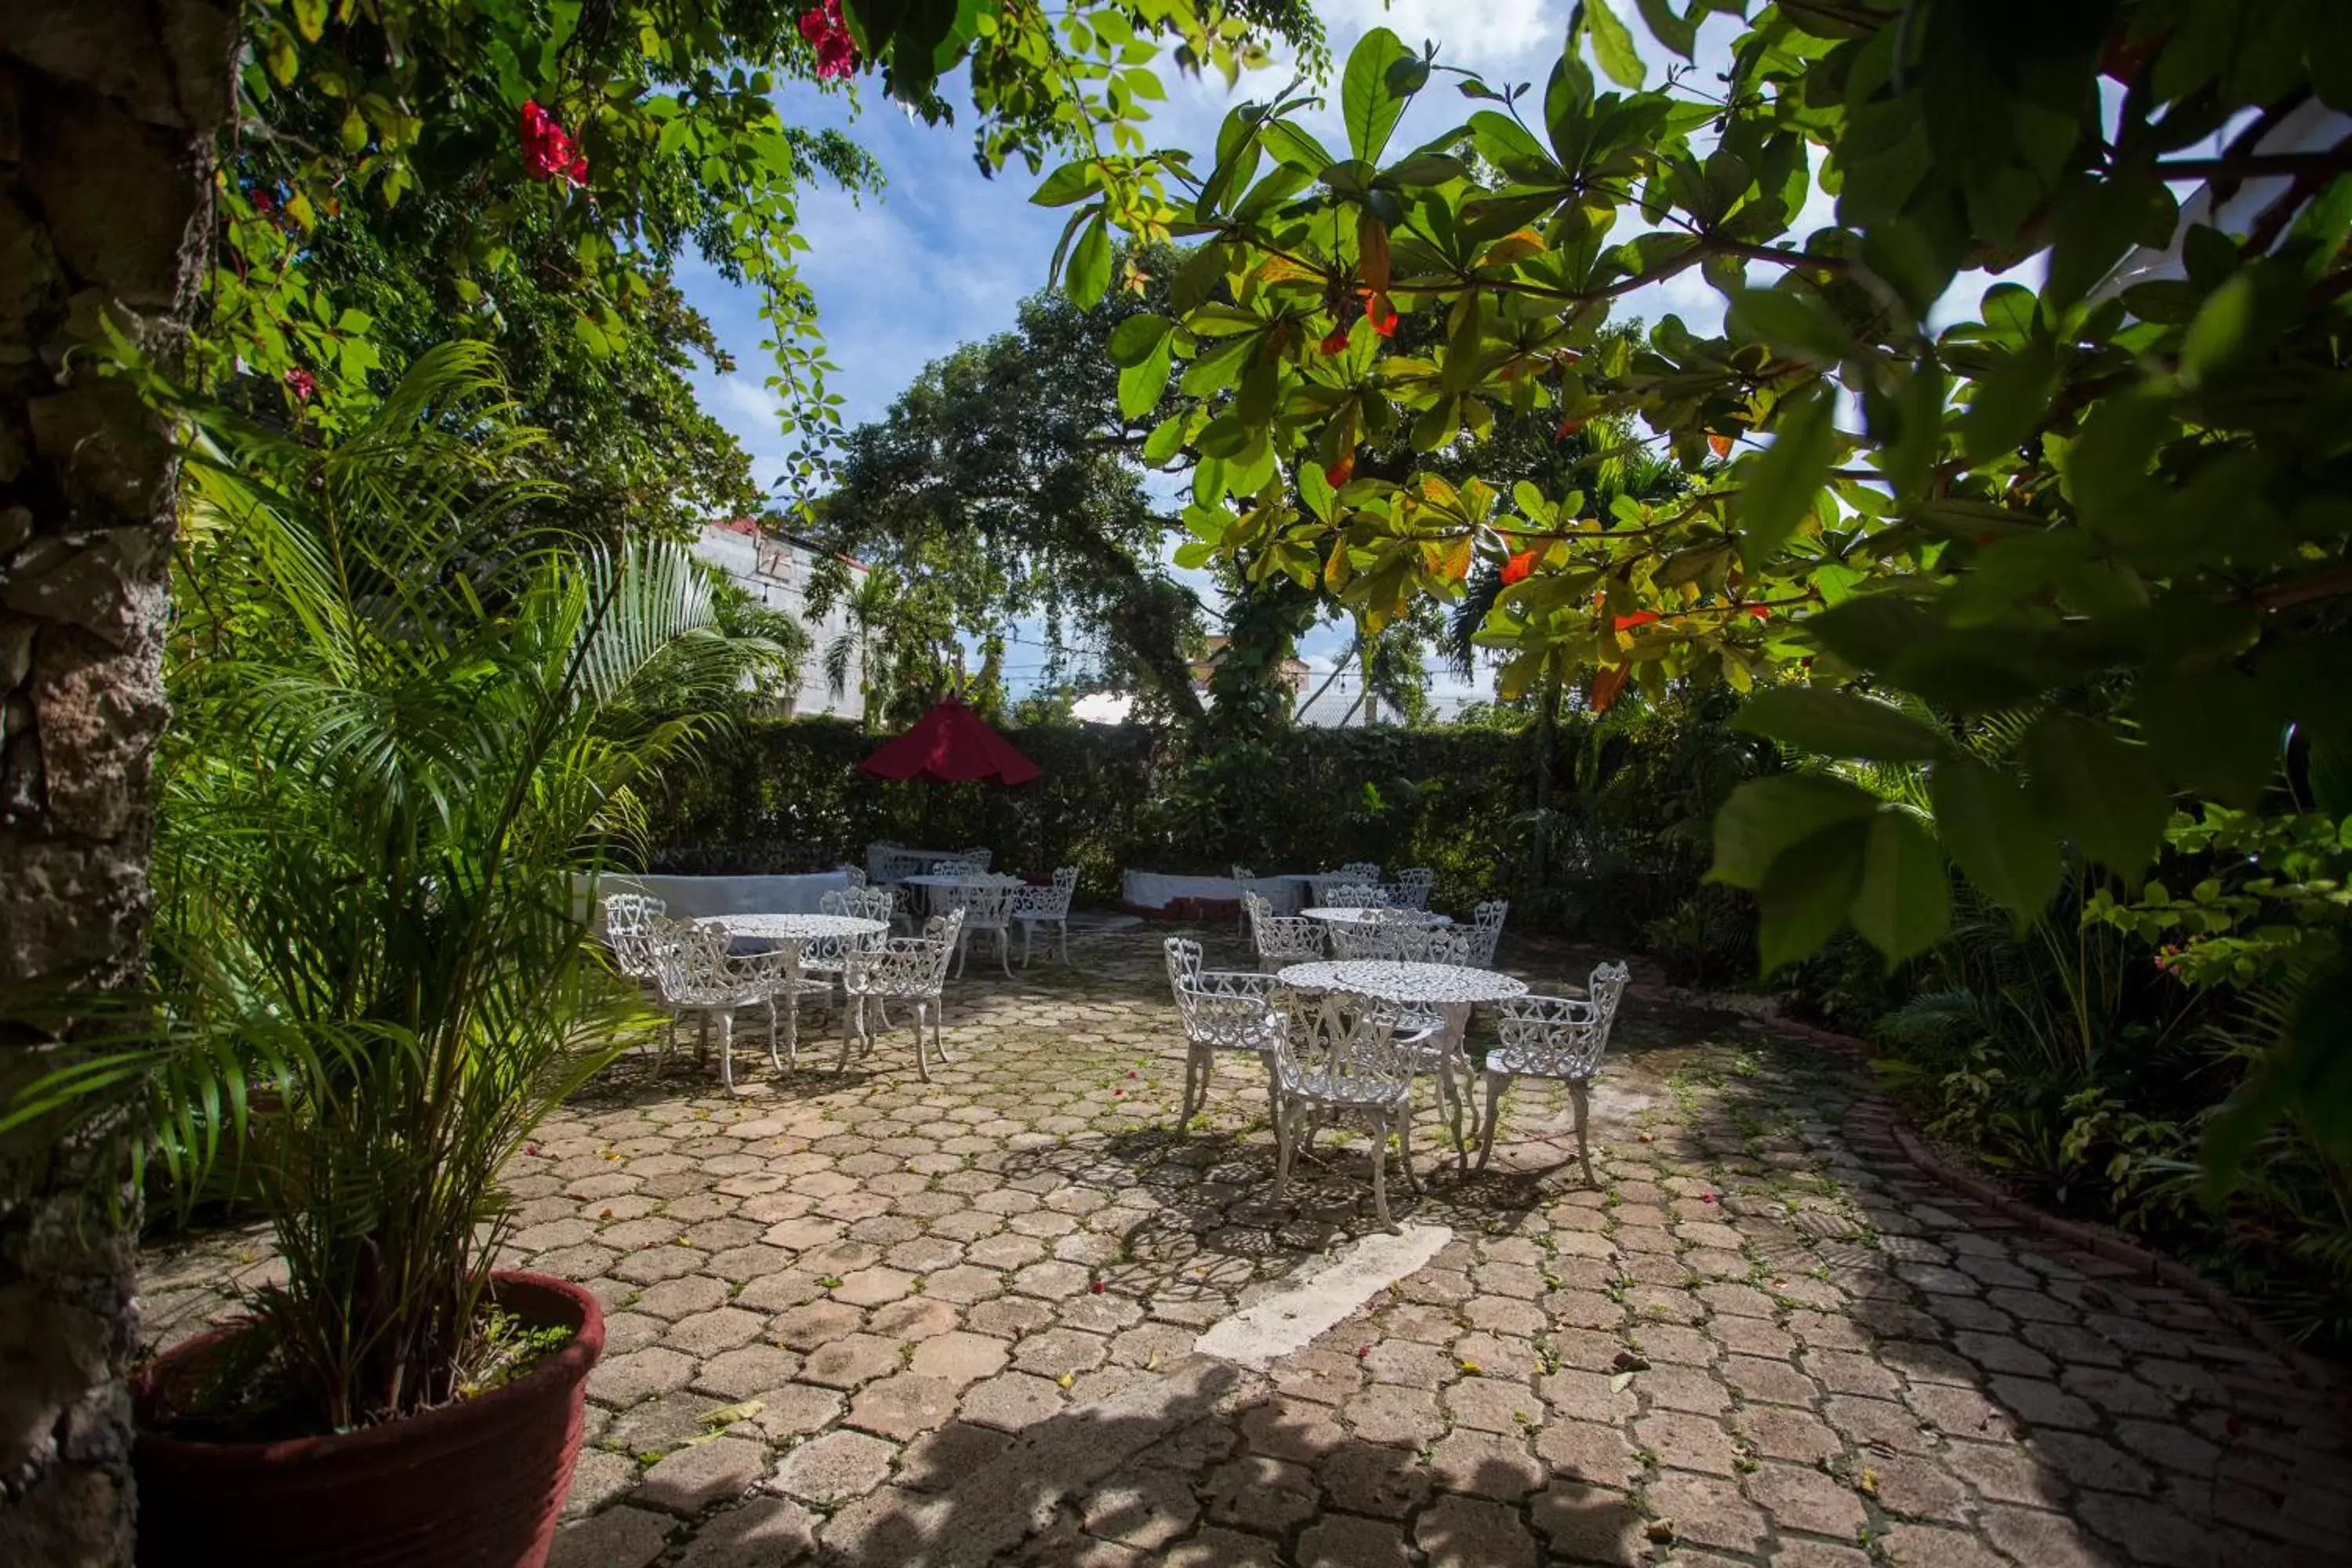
[692,524,867,719]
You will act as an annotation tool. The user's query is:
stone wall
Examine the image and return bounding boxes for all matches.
[0,5,233,1562]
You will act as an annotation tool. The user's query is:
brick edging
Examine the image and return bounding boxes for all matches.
[1745,1011,2343,1395]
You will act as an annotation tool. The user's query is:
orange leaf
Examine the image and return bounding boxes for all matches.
[1591,664,1630,712]
[1362,289,1399,337]
[1708,432,1733,459]
[1324,452,1356,488]
[1613,611,1661,630]
[1500,550,1539,585]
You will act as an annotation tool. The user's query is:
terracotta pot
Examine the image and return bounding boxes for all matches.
[132,1272,603,1568]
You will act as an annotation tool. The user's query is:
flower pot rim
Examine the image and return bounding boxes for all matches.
[132,1270,603,1465]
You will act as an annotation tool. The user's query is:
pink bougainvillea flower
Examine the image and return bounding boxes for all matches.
[282,367,316,402]
[800,0,858,80]
[520,100,588,186]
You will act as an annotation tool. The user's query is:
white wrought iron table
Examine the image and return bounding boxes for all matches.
[696,913,888,1065]
[1277,960,1530,1164]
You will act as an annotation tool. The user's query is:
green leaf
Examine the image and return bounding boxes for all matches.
[2021,713,2169,879]
[1142,413,1186,465]
[1298,461,1337,523]
[1959,337,2056,463]
[1734,383,1833,568]
[1727,289,1849,362]
[1634,0,1697,60]
[1733,688,1952,762]
[2180,269,2257,382]
[1031,159,1098,207]
[1340,27,1417,165]
[1758,819,1869,973]
[1709,773,1881,890]
[1067,212,1112,308]
[1849,811,1950,964]
[1107,314,1171,368]
[1261,119,1333,174]
[1118,348,1171,420]
[1928,754,2061,923]
[2136,670,2286,807]
[1583,0,1646,89]
[1173,242,1226,313]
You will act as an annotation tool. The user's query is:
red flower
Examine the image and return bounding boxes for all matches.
[800,1,858,80]
[520,101,589,186]
[1744,604,1771,620]
[282,367,316,402]
[1500,550,1539,585]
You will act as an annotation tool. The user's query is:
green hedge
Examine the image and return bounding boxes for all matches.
[644,699,1770,930]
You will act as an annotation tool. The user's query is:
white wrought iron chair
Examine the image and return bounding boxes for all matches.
[1012,866,1079,967]
[1231,863,1257,935]
[956,846,993,870]
[646,918,785,1090]
[1163,938,1282,1132]
[1329,908,1428,961]
[1322,880,1392,909]
[840,865,869,889]
[1466,899,1509,966]
[947,878,1019,978]
[601,892,669,1000]
[1475,962,1633,1182]
[839,912,964,1081]
[1245,890,1323,971]
[1269,986,1420,1232]
[1393,867,1437,909]
[873,846,925,886]
[1335,861,1381,880]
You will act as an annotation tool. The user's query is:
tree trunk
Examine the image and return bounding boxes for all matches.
[0,5,234,1563]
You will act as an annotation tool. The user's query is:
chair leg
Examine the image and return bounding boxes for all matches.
[1056,920,1069,965]
[996,927,1012,978]
[767,998,784,1073]
[1475,1071,1508,1172]
[716,1010,735,1091]
[956,931,970,979]
[1178,1046,1201,1131]
[1370,1120,1393,1232]
[1396,1107,1420,1196]
[1021,921,1034,967]
[1273,1098,1298,1197]
[835,996,859,1073]
[1570,1079,1594,1185]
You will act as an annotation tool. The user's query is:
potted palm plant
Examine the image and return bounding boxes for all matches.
[7,346,782,1566]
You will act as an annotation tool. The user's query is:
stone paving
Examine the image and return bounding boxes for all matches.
[140,922,2351,1566]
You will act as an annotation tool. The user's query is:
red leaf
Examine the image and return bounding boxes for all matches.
[1590,664,1630,712]
[1744,604,1771,620]
[1613,611,1660,630]
[1499,550,1539,585]
[1708,432,1733,459]
[1362,290,1399,337]
[1319,325,1350,356]
[1555,417,1585,441]
[1324,452,1356,488]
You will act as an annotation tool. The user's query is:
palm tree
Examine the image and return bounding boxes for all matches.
[822,562,903,727]
[9,345,783,1432]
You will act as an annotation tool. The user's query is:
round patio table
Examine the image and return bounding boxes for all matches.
[901,870,1025,916]
[1277,960,1528,1166]
[1299,907,1451,927]
[696,913,887,1065]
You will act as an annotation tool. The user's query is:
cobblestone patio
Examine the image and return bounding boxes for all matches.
[141,923,2350,1566]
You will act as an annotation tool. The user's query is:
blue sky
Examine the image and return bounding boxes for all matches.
[675,3,1991,706]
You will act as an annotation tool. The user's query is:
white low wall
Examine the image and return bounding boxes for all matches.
[1121,870,1310,913]
[587,869,853,925]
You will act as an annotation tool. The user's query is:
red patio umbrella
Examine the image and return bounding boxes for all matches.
[860,698,1041,786]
